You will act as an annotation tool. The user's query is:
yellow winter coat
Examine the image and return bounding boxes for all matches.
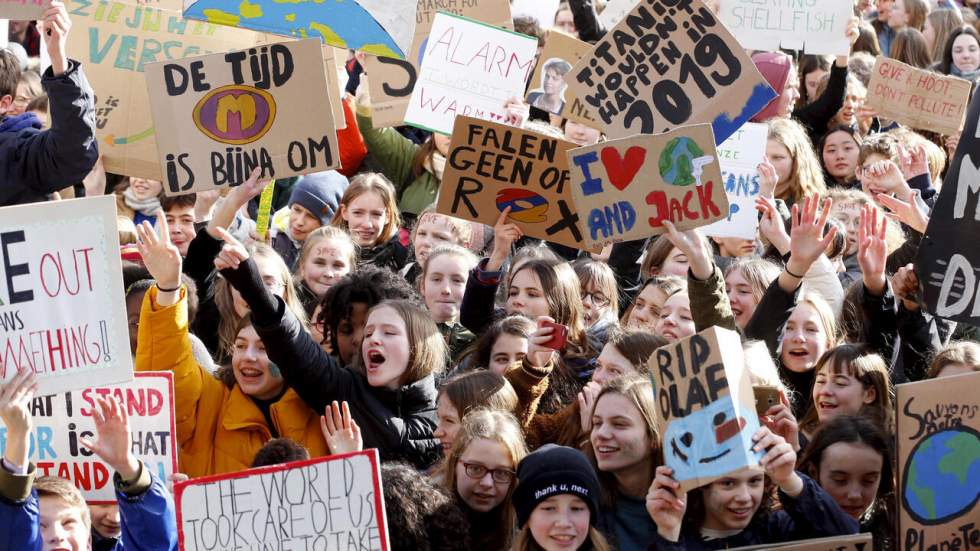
[135,286,329,477]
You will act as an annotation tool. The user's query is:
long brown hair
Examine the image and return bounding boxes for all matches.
[799,345,895,436]
[767,118,827,204]
[350,299,447,385]
[330,172,401,245]
[509,259,588,350]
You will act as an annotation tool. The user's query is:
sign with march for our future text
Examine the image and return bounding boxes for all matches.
[567,124,728,249]
[0,196,132,397]
[0,372,177,503]
[438,116,589,250]
[649,326,761,492]
[0,0,44,20]
[404,11,537,135]
[895,371,980,551]
[865,57,973,137]
[717,0,852,56]
[563,0,776,143]
[176,450,389,551]
[702,122,766,240]
[145,38,339,195]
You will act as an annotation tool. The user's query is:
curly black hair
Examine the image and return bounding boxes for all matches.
[381,463,471,551]
[250,437,309,467]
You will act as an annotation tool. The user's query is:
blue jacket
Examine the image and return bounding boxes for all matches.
[0,462,178,551]
[0,60,98,207]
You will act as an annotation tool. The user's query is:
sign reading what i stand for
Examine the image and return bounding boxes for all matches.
[0,196,132,397]
[145,38,339,195]
[176,450,389,551]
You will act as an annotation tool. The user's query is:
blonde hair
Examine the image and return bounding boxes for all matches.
[117,216,137,245]
[767,118,827,204]
[294,225,358,276]
[331,172,401,245]
[724,258,781,305]
[572,257,620,315]
[927,8,965,63]
[901,0,930,30]
[511,525,613,551]
[35,476,91,532]
[412,207,474,249]
[928,341,980,378]
[352,299,447,384]
[782,293,840,363]
[421,244,479,285]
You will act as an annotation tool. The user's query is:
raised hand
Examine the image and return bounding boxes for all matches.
[757,159,778,199]
[876,189,929,234]
[135,214,182,299]
[752,426,802,496]
[647,466,687,542]
[206,168,269,239]
[858,204,888,296]
[526,316,558,368]
[0,371,38,468]
[577,381,601,434]
[755,195,790,255]
[40,1,70,76]
[891,264,921,311]
[320,401,363,455]
[487,206,524,272]
[786,195,838,277]
[898,143,929,180]
[662,221,712,280]
[862,159,911,201]
[503,96,530,128]
[761,393,800,452]
[80,397,141,481]
[213,227,251,272]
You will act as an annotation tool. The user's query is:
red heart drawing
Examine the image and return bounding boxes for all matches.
[600,146,646,191]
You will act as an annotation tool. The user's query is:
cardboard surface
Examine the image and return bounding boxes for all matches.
[564,0,776,143]
[0,196,132,396]
[866,57,973,135]
[730,534,873,551]
[567,124,729,249]
[702,122,767,240]
[718,0,853,55]
[0,0,44,20]
[145,38,339,195]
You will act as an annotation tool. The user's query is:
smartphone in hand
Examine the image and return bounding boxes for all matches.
[539,320,569,350]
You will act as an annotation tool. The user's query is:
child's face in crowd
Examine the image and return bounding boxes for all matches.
[420,254,468,324]
[655,292,694,343]
[564,120,601,146]
[936,362,977,378]
[231,255,287,317]
[128,178,162,201]
[341,191,388,247]
[12,82,32,116]
[701,467,765,531]
[336,302,369,365]
[233,326,284,400]
[507,269,550,319]
[765,139,793,197]
[713,237,755,258]
[830,200,861,256]
[627,285,668,331]
[816,441,883,520]
[887,0,908,28]
[39,496,89,551]
[454,438,514,513]
[310,304,330,354]
[362,306,411,389]
[433,394,460,453]
[781,303,829,373]
[592,343,637,386]
[300,237,353,296]
[165,205,196,257]
[126,289,148,356]
[813,365,876,423]
[527,495,591,551]
[413,214,458,265]
[857,153,891,197]
[725,269,758,330]
[581,282,611,328]
[288,204,322,242]
[89,503,120,538]
[952,34,980,73]
[804,68,828,103]
[591,393,653,475]
[488,333,528,374]
[659,247,690,278]
[822,131,860,184]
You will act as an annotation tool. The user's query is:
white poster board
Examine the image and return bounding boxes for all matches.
[718,0,852,56]
[703,122,767,240]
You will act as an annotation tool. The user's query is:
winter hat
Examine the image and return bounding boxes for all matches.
[750,51,793,123]
[288,170,349,224]
[512,444,601,528]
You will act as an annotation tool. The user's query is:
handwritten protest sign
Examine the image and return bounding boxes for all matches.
[0,196,132,396]
[896,371,980,551]
[0,373,177,503]
[525,30,600,128]
[145,38,339,195]
[67,0,264,179]
[564,0,776,143]
[176,450,389,550]
[0,0,44,20]
[438,116,588,249]
[404,12,537,135]
[567,124,728,249]
[866,57,973,136]
[649,326,760,492]
[731,534,873,551]
[717,0,852,56]
[916,89,980,324]
[363,0,513,128]
[703,122,766,240]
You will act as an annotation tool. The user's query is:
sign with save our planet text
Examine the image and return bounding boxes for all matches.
[0,196,132,397]
[649,326,761,492]
[176,450,389,551]
[145,38,339,195]
[717,0,853,56]
[866,57,973,136]
[404,11,537,135]
[567,123,728,249]
[563,0,776,143]
[702,122,767,240]
[438,116,589,250]
[0,372,177,503]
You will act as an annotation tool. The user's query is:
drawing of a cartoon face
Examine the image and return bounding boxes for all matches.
[663,395,762,483]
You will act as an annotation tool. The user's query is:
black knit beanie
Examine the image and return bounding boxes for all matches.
[511,444,602,528]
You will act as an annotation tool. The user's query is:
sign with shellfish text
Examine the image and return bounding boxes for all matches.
[718,0,853,56]
[0,196,132,396]
[145,38,339,195]
[437,116,590,250]
[567,124,728,249]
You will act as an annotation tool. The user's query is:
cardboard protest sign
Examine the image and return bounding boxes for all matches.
[322,45,347,130]
[438,116,589,250]
[731,534,873,551]
[525,30,600,128]
[145,38,339,195]
[717,0,852,56]
[896,371,980,551]
[0,373,177,503]
[0,0,44,20]
[866,57,973,136]
[181,0,415,59]
[404,12,537,135]
[649,326,760,492]
[67,0,264,179]
[363,0,513,128]
[702,122,767,240]
[0,196,132,396]
[916,88,980,324]
[176,450,389,550]
[567,124,728,249]
[564,0,776,143]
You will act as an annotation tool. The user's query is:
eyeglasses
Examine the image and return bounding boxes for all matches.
[461,461,515,484]
[582,292,610,307]
[12,95,30,106]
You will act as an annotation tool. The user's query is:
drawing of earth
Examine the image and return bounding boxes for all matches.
[658,137,704,187]
[902,426,980,524]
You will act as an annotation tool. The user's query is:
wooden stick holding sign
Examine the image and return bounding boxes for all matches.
[865,57,973,136]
